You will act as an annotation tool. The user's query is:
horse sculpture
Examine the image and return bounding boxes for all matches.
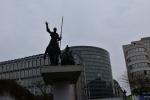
[61,45,75,65]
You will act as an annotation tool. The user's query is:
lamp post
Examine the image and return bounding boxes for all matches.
[84,85,91,100]
[123,90,126,100]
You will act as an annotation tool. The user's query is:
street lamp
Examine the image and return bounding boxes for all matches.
[123,90,126,100]
[84,85,91,100]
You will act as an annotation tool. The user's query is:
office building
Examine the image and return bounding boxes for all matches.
[123,37,150,93]
[70,46,114,99]
[0,53,86,100]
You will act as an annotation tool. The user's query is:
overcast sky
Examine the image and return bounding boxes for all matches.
[0,0,150,94]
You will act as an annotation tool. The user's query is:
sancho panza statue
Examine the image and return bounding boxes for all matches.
[44,22,62,65]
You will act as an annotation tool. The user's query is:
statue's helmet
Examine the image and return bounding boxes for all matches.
[53,27,57,31]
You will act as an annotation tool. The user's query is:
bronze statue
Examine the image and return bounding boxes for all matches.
[44,22,62,65]
[61,45,75,65]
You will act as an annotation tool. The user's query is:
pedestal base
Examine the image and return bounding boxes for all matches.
[41,65,81,85]
[53,82,70,100]
[41,65,82,100]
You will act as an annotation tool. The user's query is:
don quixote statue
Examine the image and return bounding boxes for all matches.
[43,17,75,66]
[43,21,62,66]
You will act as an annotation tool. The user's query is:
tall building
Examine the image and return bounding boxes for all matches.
[123,37,150,93]
[70,46,114,99]
[0,54,86,100]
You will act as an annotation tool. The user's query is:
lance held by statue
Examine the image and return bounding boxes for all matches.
[44,22,62,65]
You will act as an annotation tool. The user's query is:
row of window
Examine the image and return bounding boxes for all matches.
[86,73,111,78]
[127,55,148,62]
[80,52,107,57]
[131,70,150,77]
[85,60,110,66]
[71,47,109,56]
[115,91,121,96]
[130,62,150,69]
[0,58,50,72]
[87,78,112,84]
[74,51,109,58]
[84,58,110,64]
[18,77,43,87]
[0,68,41,79]
[81,54,109,61]
[86,75,111,81]
[126,47,146,55]
[86,69,111,75]
[86,65,111,70]
[144,42,150,46]
[90,95,113,99]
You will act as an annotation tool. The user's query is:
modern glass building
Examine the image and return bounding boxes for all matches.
[70,46,114,99]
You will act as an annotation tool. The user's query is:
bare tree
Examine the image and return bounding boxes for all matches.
[34,79,53,100]
[121,71,150,95]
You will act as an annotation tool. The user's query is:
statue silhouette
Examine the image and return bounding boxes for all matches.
[44,22,62,65]
[61,45,75,65]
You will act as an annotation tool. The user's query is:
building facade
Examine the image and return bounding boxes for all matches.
[123,37,150,93]
[0,54,46,95]
[113,79,123,98]
[70,46,114,99]
[0,53,86,100]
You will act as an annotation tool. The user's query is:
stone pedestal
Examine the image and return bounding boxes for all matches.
[41,65,82,100]
[53,82,70,100]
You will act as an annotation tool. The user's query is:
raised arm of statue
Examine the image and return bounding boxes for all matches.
[45,21,51,34]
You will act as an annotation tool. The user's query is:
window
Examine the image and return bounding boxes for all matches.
[18,63,21,70]
[45,58,49,65]
[127,55,148,62]
[131,70,148,77]
[41,59,45,66]
[10,64,13,71]
[144,42,150,46]
[29,69,32,77]
[24,79,27,87]
[130,63,150,69]
[21,71,25,78]
[37,59,41,66]
[6,65,10,72]
[126,47,146,55]
[146,70,150,75]
[25,70,28,78]
[29,61,32,68]
[6,73,9,79]
[13,72,17,79]
[25,62,28,69]
[17,71,20,79]
[0,66,2,73]
[33,69,36,76]
[21,62,24,69]
[2,73,6,79]
[14,63,17,70]
[3,65,6,72]
[33,60,36,67]
[37,68,40,76]
[9,72,13,79]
